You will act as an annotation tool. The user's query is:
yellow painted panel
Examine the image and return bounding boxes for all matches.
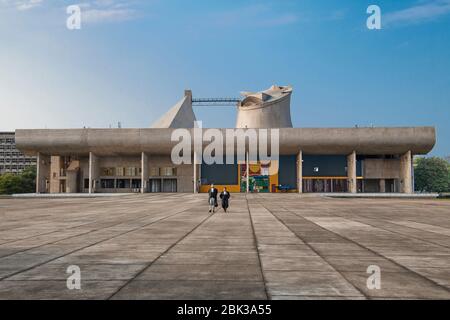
[200,185,240,193]
[303,177,364,180]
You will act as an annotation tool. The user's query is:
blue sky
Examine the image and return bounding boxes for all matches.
[0,0,449,156]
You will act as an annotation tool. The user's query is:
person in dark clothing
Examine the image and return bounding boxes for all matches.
[208,184,218,213]
[219,187,231,213]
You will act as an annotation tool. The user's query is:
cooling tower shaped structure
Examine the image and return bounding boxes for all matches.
[236,85,293,128]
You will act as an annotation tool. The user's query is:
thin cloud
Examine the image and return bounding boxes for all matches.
[76,1,138,24]
[1,0,140,23]
[384,0,450,26]
[81,6,136,24]
[0,0,43,10]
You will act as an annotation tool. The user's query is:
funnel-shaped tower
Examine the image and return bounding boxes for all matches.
[235,85,293,128]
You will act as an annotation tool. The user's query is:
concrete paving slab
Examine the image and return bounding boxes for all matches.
[7,264,146,281]
[307,243,376,257]
[155,251,260,265]
[260,256,336,272]
[257,244,317,257]
[387,255,450,268]
[342,271,450,299]
[264,271,364,298]
[136,264,263,281]
[324,256,406,273]
[111,280,267,300]
[409,268,450,288]
[0,280,126,300]
[271,295,366,300]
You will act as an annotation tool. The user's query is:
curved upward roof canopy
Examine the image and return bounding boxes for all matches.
[236,85,293,128]
[240,85,292,106]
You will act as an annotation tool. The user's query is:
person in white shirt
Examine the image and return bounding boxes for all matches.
[208,184,218,213]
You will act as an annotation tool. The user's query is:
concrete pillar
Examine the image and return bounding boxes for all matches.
[297,150,303,193]
[66,172,77,193]
[141,152,149,194]
[246,151,249,193]
[379,179,386,193]
[411,154,415,192]
[198,160,202,192]
[88,152,94,194]
[49,156,62,193]
[88,152,99,194]
[400,150,413,194]
[193,151,198,194]
[36,152,50,194]
[347,151,357,193]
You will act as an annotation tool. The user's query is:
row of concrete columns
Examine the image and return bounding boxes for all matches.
[86,152,153,194]
[36,150,414,194]
[297,150,358,194]
[296,150,413,194]
[88,152,153,194]
[38,151,217,194]
[191,150,414,194]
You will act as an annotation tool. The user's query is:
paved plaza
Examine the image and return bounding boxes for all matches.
[0,194,449,300]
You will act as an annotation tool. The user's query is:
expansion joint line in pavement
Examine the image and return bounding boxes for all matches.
[0,208,182,260]
[312,211,450,293]
[0,202,137,247]
[0,194,183,255]
[340,214,450,250]
[274,202,450,295]
[107,208,221,299]
[245,195,270,300]
[0,204,200,282]
[253,198,368,300]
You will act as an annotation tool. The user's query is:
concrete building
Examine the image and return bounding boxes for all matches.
[0,132,36,175]
[15,86,435,194]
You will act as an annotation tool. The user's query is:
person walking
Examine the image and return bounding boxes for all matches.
[208,184,218,213]
[220,187,231,213]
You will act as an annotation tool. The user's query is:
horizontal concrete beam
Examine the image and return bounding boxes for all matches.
[15,127,436,157]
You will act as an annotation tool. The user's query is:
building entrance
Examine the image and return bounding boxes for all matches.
[149,178,177,193]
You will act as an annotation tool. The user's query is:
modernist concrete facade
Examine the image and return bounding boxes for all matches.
[15,86,436,194]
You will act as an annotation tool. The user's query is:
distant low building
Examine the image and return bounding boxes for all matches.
[0,132,36,175]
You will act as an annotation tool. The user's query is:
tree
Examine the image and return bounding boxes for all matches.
[0,174,23,195]
[0,166,36,195]
[19,166,37,193]
[414,157,450,193]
